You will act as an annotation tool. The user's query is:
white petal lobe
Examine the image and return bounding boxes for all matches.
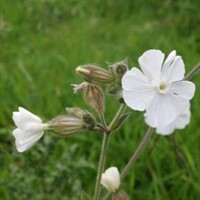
[138,49,164,80]
[122,68,156,111]
[169,81,195,100]
[165,56,185,83]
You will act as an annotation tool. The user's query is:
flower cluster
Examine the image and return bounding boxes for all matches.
[11,49,197,199]
[12,107,97,152]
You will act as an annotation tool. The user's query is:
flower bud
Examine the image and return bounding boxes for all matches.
[109,58,128,79]
[72,82,104,113]
[49,115,84,136]
[65,107,86,118]
[82,113,96,130]
[101,167,120,193]
[76,64,113,84]
[49,107,97,136]
[84,84,104,113]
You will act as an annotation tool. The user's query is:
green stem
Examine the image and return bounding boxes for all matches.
[184,63,200,80]
[93,133,110,200]
[104,127,154,200]
[93,104,126,200]
[108,103,126,132]
[99,113,107,128]
[120,127,154,180]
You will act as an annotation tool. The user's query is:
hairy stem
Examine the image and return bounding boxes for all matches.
[121,127,154,180]
[104,127,154,199]
[93,104,126,200]
[185,63,200,80]
[93,133,110,200]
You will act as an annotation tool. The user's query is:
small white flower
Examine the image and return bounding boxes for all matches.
[12,107,48,152]
[122,49,195,127]
[101,166,120,193]
[145,104,191,135]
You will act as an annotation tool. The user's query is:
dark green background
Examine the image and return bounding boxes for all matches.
[0,0,200,199]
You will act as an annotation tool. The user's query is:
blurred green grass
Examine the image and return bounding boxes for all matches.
[0,0,200,199]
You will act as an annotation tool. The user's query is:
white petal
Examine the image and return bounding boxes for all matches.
[163,50,176,66]
[12,112,21,127]
[174,106,191,129]
[122,68,156,111]
[163,56,185,83]
[101,176,114,192]
[146,93,189,127]
[12,128,44,152]
[161,50,176,80]
[101,167,120,192]
[122,67,149,90]
[12,128,22,139]
[156,105,191,135]
[19,107,42,123]
[13,107,42,129]
[156,123,176,135]
[15,136,41,153]
[19,123,46,143]
[169,81,195,100]
[138,49,164,80]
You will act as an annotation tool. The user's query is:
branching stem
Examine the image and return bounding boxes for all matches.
[93,104,126,200]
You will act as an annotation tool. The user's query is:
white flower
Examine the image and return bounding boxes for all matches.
[145,104,191,135]
[12,107,48,152]
[101,166,120,193]
[122,49,195,127]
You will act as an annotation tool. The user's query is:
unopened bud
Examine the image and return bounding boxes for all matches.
[49,115,84,136]
[112,192,130,200]
[84,84,104,113]
[76,64,113,84]
[82,113,96,130]
[72,82,104,113]
[109,58,128,78]
[65,107,85,118]
[101,167,120,193]
[49,108,97,135]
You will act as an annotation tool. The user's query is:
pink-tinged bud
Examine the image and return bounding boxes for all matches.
[76,64,114,84]
[84,84,104,113]
[72,82,104,113]
[112,192,130,200]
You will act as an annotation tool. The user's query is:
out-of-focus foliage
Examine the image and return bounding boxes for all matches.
[0,0,199,199]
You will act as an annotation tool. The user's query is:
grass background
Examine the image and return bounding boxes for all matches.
[0,0,200,199]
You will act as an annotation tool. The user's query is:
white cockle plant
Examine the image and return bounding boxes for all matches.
[12,49,199,200]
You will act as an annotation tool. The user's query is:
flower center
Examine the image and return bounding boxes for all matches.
[159,83,166,90]
[158,82,167,94]
[150,79,168,94]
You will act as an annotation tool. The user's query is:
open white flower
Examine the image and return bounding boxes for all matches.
[145,104,191,135]
[12,107,48,152]
[101,166,120,193]
[122,50,195,127]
